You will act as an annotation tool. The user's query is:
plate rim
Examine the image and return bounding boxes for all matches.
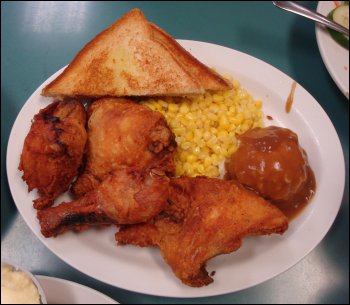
[6,39,346,298]
[315,1,349,98]
[35,275,119,304]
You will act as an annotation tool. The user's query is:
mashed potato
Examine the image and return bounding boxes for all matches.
[1,264,41,304]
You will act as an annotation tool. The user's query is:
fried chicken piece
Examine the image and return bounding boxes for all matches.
[37,168,169,237]
[19,100,87,209]
[71,98,176,197]
[116,176,289,287]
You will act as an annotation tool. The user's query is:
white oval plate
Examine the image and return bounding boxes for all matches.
[316,1,349,98]
[35,276,118,304]
[7,40,345,297]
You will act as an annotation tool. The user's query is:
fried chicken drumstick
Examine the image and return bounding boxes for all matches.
[72,98,176,197]
[19,100,87,209]
[37,168,169,237]
[116,176,289,287]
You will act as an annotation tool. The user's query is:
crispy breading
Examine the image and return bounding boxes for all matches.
[71,98,176,197]
[38,168,169,237]
[117,176,288,287]
[19,100,87,209]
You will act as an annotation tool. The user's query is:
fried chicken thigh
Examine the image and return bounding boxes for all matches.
[72,98,176,197]
[38,168,169,237]
[116,176,289,287]
[19,100,87,209]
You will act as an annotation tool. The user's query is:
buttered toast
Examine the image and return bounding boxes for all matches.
[42,9,231,99]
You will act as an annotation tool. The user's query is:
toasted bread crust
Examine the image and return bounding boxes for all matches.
[42,8,231,98]
[149,23,232,91]
[42,9,151,97]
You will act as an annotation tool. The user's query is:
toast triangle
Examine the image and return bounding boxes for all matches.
[42,9,231,99]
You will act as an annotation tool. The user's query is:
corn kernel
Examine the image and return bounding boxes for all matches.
[240,123,250,133]
[210,127,217,135]
[193,146,201,155]
[182,162,194,175]
[208,166,220,177]
[207,135,218,147]
[194,129,202,139]
[197,164,205,173]
[176,166,184,176]
[173,127,186,135]
[184,131,193,141]
[211,157,221,166]
[231,113,244,125]
[213,94,224,103]
[232,79,240,88]
[179,152,189,163]
[195,120,204,128]
[208,113,217,121]
[203,131,211,141]
[199,151,208,160]
[253,121,261,128]
[180,141,191,150]
[156,104,164,111]
[158,100,168,108]
[187,154,197,163]
[141,75,264,177]
[179,104,189,114]
[219,117,230,129]
[185,113,195,121]
[228,145,237,156]
[203,156,212,167]
[193,138,205,148]
[168,103,179,112]
[217,130,229,139]
[213,144,223,155]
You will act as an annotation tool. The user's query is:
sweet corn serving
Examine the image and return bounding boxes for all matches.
[141,78,264,178]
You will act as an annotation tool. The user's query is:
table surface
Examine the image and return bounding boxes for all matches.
[1,1,349,303]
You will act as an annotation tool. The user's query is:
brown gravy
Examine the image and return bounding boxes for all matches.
[226,126,316,220]
[285,81,297,113]
[275,166,315,219]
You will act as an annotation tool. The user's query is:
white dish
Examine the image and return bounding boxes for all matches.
[35,276,118,304]
[7,40,345,297]
[316,1,349,98]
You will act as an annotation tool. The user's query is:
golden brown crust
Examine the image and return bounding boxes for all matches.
[37,167,170,237]
[42,9,144,97]
[42,8,231,98]
[71,97,176,197]
[19,100,87,209]
[149,22,232,91]
[116,176,288,287]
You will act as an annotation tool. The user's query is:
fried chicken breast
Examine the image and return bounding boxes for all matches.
[71,98,176,197]
[19,100,87,209]
[116,176,288,287]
